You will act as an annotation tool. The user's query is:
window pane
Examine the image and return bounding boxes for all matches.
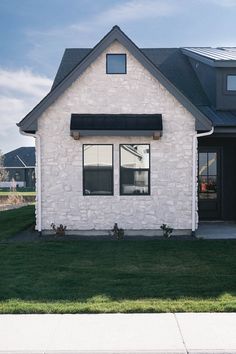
[107,54,126,74]
[199,153,207,176]
[199,176,217,200]
[227,75,236,91]
[83,145,113,195]
[120,144,150,195]
[198,151,218,200]
[207,176,217,199]
[208,153,217,175]
[121,145,149,169]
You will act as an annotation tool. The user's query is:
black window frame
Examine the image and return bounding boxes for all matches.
[119,144,151,196]
[106,53,127,74]
[83,144,114,196]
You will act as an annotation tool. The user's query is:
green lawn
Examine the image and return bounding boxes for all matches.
[0,205,35,241]
[0,239,236,313]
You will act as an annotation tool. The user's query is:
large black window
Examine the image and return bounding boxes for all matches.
[106,54,127,74]
[83,145,113,195]
[120,144,150,195]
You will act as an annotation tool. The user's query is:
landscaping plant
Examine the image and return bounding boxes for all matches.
[111,223,124,240]
[160,223,173,238]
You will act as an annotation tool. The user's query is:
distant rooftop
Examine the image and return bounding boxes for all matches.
[3,147,35,168]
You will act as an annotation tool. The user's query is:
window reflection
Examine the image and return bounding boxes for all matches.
[198,152,217,200]
[106,54,126,74]
[120,144,150,195]
[83,145,113,195]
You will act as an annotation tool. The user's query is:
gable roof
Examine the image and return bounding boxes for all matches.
[17,25,212,133]
[52,47,210,108]
[3,147,35,168]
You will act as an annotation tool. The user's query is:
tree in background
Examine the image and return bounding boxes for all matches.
[0,150,8,182]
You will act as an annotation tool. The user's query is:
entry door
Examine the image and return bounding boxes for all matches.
[198,149,221,220]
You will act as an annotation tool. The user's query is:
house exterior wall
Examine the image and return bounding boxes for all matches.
[37,40,196,233]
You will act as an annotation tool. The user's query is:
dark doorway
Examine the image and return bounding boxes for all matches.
[198,148,221,220]
[198,137,236,221]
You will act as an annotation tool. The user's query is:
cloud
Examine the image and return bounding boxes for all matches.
[0,68,52,153]
[25,0,180,73]
[97,0,178,23]
[205,0,236,6]
[0,69,52,98]
[71,0,178,31]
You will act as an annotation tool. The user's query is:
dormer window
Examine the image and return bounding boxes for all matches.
[227,75,236,91]
[106,54,127,74]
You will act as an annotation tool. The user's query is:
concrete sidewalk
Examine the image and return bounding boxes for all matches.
[0,313,236,354]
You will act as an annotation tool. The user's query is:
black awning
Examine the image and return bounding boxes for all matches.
[70,114,162,139]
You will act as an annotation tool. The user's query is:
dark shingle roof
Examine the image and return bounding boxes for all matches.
[141,48,210,106]
[4,147,35,168]
[52,48,91,89]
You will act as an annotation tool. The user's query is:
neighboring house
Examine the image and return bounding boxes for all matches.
[0,147,35,189]
[17,26,236,235]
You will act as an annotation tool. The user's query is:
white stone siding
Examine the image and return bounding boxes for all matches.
[37,40,196,232]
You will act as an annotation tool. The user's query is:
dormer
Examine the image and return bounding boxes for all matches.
[182,47,236,110]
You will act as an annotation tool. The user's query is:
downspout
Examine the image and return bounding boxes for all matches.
[19,130,42,233]
[192,126,214,236]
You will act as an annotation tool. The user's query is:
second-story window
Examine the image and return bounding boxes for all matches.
[227,75,236,91]
[106,54,127,74]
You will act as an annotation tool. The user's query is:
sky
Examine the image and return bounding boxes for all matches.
[1,0,236,153]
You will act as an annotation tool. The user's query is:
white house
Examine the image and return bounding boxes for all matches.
[18,26,236,236]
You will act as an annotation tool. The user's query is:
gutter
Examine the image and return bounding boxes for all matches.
[19,130,42,233]
[192,126,214,235]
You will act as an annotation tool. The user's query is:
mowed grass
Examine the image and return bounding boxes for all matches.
[0,205,35,241]
[0,239,236,313]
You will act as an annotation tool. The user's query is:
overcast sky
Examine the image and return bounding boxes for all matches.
[1,0,236,153]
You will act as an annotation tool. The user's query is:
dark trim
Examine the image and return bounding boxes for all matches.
[71,130,160,137]
[106,53,127,74]
[119,144,151,196]
[214,127,236,134]
[18,26,212,132]
[82,144,114,196]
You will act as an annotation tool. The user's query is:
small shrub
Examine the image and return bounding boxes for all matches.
[51,223,67,236]
[7,193,24,205]
[160,224,173,238]
[111,223,124,240]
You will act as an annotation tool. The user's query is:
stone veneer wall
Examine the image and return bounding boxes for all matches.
[36,40,196,233]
